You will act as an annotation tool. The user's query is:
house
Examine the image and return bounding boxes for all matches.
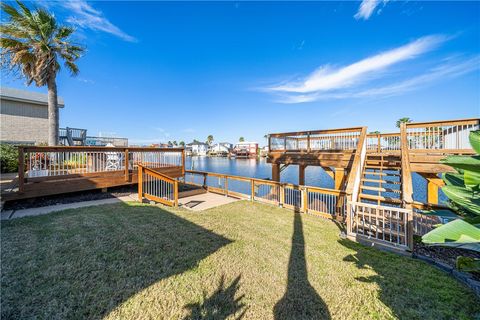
[209,142,232,156]
[0,87,65,144]
[234,141,259,157]
[187,142,209,156]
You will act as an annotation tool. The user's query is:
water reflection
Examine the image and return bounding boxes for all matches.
[184,156,444,202]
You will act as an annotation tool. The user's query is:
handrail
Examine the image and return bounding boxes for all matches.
[19,146,184,152]
[400,122,414,250]
[268,126,364,138]
[405,118,479,128]
[185,169,346,196]
[138,163,178,207]
[138,163,176,183]
[344,127,368,196]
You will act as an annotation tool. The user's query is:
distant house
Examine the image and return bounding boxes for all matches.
[234,141,259,157]
[210,142,232,156]
[0,87,65,144]
[187,142,209,156]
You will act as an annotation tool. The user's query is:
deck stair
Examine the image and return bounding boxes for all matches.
[359,154,403,206]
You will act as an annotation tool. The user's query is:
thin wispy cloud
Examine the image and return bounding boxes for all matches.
[275,56,479,104]
[354,0,388,20]
[260,34,476,103]
[268,35,447,94]
[59,1,137,42]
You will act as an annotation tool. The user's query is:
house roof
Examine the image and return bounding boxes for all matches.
[0,87,65,107]
[187,141,209,146]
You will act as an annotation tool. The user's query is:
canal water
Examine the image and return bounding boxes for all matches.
[185,156,447,203]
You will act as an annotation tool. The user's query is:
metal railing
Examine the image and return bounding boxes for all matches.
[268,127,364,152]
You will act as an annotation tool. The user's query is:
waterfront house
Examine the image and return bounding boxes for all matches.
[188,141,209,156]
[0,87,65,145]
[209,142,232,156]
[234,141,259,157]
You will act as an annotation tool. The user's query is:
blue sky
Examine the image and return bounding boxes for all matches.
[3,1,480,145]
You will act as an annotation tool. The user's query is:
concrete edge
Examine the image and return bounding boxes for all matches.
[2,194,138,220]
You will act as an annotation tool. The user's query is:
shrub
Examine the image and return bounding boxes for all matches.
[0,144,18,173]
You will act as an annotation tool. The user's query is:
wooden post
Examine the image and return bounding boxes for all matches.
[279,184,284,207]
[138,165,143,201]
[224,175,228,196]
[299,164,306,185]
[174,180,179,207]
[251,179,255,201]
[181,149,185,175]
[272,163,280,182]
[302,187,308,213]
[427,180,439,204]
[400,122,414,251]
[377,134,381,153]
[418,173,443,204]
[18,147,24,193]
[334,168,345,190]
[203,173,207,188]
[307,132,311,152]
[124,148,129,182]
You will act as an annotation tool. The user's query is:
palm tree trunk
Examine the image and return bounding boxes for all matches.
[47,76,59,146]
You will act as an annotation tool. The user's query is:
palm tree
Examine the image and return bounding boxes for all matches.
[179,141,185,147]
[1,1,84,146]
[396,117,412,128]
[207,135,214,145]
[239,137,245,142]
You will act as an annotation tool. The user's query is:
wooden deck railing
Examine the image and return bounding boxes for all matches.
[17,146,184,193]
[268,126,364,152]
[366,133,401,152]
[405,118,479,152]
[400,122,414,249]
[138,164,178,207]
[184,170,347,218]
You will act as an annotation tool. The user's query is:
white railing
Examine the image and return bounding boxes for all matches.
[349,201,411,248]
[21,146,183,178]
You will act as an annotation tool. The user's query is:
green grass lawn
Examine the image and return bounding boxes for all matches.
[2,201,479,319]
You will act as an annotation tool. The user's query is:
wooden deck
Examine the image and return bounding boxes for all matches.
[1,146,185,202]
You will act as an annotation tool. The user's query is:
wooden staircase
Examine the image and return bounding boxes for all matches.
[359,154,403,206]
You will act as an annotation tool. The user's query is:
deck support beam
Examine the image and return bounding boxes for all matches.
[334,168,346,190]
[299,164,307,185]
[418,173,444,204]
[272,163,280,182]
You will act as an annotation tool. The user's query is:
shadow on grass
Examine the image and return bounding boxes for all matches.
[338,238,480,319]
[183,274,247,320]
[1,203,232,319]
[274,213,330,319]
